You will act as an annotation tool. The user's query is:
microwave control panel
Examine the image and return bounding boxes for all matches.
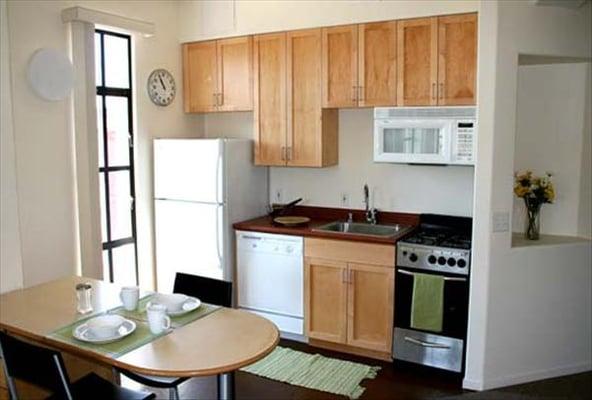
[451,120,476,165]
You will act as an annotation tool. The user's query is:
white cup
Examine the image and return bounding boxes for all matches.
[147,303,171,335]
[120,286,140,311]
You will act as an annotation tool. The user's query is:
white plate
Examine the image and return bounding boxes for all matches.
[73,318,136,344]
[147,296,201,317]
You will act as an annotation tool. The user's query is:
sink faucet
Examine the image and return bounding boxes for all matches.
[363,184,378,225]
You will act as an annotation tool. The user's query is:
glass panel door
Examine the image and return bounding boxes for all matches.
[95,29,138,285]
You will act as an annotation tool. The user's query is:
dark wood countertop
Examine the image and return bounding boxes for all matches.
[233,206,420,245]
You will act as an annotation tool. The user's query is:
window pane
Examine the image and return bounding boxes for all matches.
[96,96,104,168]
[104,35,129,88]
[108,170,132,241]
[105,96,130,166]
[94,33,102,86]
[99,173,108,241]
[103,250,110,282]
[112,244,136,286]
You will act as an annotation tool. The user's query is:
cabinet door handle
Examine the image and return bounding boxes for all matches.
[280,146,286,161]
[432,83,436,100]
[348,269,354,285]
[213,93,218,107]
[439,83,444,100]
[352,85,357,103]
[358,86,364,103]
[287,147,292,161]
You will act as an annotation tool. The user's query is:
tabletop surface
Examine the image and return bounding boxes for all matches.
[0,276,279,377]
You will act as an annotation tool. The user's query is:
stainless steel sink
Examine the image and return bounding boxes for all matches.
[313,221,413,238]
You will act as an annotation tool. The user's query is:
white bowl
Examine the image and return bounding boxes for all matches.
[153,293,188,313]
[87,315,125,339]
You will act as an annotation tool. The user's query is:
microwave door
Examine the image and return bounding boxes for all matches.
[374,120,452,164]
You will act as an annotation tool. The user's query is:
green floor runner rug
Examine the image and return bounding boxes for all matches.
[241,346,380,399]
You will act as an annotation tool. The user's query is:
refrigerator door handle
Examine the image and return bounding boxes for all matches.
[216,205,223,266]
[215,141,223,204]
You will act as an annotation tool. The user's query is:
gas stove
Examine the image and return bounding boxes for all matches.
[397,214,472,276]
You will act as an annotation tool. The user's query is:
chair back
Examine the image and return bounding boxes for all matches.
[0,331,72,399]
[173,273,232,307]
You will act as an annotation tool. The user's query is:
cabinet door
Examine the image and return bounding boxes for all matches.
[438,13,478,105]
[322,25,358,108]
[358,21,397,107]
[216,36,253,111]
[183,41,218,113]
[347,263,394,352]
[253,33,287,166]
[304,257,348,344]
[287,29,323,167]
[396,17,438,106]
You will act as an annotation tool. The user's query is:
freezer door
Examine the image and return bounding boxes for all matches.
[154,139,223,203]
[155,199,224,293]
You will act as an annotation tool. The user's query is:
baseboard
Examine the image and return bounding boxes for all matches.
[463,361,592,391]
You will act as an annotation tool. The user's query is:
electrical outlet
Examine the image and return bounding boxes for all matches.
[273,188,284,204]
[492,211,510,232]
[340,193,350,207]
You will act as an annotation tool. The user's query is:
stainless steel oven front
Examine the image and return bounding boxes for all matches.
[393,246,470,373]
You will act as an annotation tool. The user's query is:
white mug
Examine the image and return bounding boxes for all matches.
[120,286,140,311]
[147,303,171,335]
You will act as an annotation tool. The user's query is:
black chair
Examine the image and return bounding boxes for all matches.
[116,273,233,400]
[0,331,155,400]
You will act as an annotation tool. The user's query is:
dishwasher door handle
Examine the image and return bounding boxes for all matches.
[241,235,262,240]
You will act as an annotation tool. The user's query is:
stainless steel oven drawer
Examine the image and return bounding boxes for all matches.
[393,328,464,372]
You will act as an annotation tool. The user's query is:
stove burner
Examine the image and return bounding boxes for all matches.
[401,228,471,250]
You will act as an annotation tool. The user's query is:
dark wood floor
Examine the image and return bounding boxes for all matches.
[125,339,591,400]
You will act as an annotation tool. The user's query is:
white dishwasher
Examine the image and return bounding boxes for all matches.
[236,231,304,337]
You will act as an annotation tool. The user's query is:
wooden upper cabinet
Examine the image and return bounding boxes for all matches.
[183,36,252,113]
[347,263,394,352]
[322,25,358,108]
[358,21,397,107]
[183,41,218,113]
[438,13,478,105]
[305,257,348,344]
[253,33,287,166]
[216,36,253,111]
[397,17,438,106]
[287,28,337,167]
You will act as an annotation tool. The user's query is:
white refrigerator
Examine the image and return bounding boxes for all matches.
[153,138,268,293]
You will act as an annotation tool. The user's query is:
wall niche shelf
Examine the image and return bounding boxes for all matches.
[511,232,591,249]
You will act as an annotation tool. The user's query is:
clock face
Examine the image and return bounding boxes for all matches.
[147,69,176,106]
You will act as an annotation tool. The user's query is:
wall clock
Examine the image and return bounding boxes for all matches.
[147,69,176,106]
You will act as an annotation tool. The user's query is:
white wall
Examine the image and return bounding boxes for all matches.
[204,110,475,216]
[178,0,478,42]
[512,63,591,237]
[0,0,23,294]
[466,0,592,390]
[5,0,203,290]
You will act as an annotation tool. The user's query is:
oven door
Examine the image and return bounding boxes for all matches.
[374,119,452,164]
[394,268,469,339]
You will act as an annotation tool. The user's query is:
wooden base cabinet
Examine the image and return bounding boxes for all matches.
[304,238,395,359]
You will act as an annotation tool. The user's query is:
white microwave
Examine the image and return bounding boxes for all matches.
[374,107,476,165]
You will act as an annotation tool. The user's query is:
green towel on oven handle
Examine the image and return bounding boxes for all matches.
[410,272,445,332]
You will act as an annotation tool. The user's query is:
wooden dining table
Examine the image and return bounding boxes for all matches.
[0,276,279,400]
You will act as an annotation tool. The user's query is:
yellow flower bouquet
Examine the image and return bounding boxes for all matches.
[513,171,555,240]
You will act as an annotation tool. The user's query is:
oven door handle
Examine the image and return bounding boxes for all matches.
[397,269,467,282]
[404,336,451,349]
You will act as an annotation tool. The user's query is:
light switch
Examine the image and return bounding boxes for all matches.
[492,211,510,232]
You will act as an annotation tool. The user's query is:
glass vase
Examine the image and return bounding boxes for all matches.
[524,203,542,240]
